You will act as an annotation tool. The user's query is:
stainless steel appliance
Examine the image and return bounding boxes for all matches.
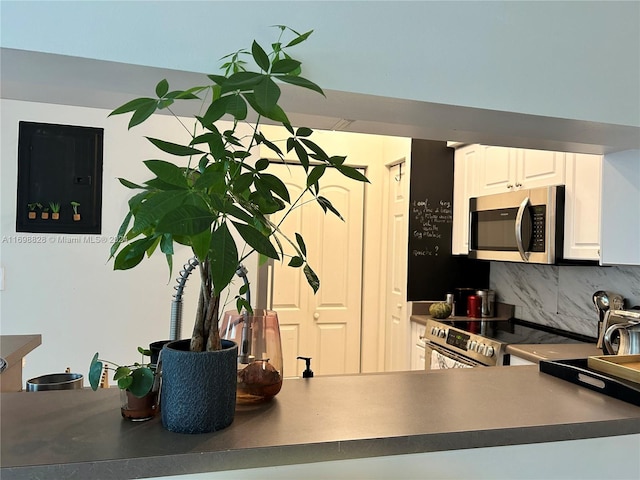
[423,317,596,370]
[468,185,564,264]
[602,309,640,355]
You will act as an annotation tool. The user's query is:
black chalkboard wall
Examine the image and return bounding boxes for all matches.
[407,139,490,301]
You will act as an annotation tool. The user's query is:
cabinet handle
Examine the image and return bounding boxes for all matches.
[506,184,513,189]
[515,182,522,188]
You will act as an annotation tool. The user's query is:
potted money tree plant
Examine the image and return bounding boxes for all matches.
[108,26,368,434]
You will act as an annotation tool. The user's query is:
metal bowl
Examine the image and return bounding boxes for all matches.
[26,373,84,391]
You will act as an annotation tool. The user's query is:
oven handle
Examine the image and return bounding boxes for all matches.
[515,196,530,262]
[424,341,484,367]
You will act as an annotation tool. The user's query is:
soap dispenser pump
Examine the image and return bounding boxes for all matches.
[297,356,314,378]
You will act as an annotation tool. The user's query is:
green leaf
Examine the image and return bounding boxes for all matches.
[114,366,131,382]
[300,138,329,161]
[254,77,280,113]
[190,228,212,261]
[288,256,304,267]
[146,137,203,156]
[194,162,226,191]
[155,79,169,98]
[271,58,301,74]
[277,75,324,96]
[201,96,230,125]
[109,97,155,117]
[243,93,290,124]
[232,221,279,259]
[118,178,146,189]
[130,190,192,234]
[160,233,174,255]
[137,346,152,356]
[226,93,248,120]
[255,158,270,171]
[209,223,239,295]
[336,164,369,183]
[191,132,225,161]
[317,196,344,221]
[88,353,103,391]
[143,160,189,189]
[223,71,263,92]
[295,233,307,256]
[156,205,214,236]
[251,40,270,72]
[117,376,133,390]
[232,173,254,194]
[285,29,313,48]
[128,102,158,129]
[307,165,326,187]
[294,141,309,170]
[109,211,133,260]
[257,173,290,203]
[129,367,154,398]
[296,127,313,137]
[113,236,157,270]
[303,264,320,293]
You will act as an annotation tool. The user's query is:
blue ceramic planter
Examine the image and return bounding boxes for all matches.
[160,339,238,434]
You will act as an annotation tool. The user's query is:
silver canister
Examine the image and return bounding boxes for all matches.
[476,289,495,318]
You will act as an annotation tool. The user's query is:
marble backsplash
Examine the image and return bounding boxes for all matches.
[490,262,640,338]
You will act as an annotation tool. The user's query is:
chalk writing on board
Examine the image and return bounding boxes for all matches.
[410,198,452,257]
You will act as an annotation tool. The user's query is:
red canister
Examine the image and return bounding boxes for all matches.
[467,295,482,318]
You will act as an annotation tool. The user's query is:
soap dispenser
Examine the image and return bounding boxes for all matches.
[297,356,314,378]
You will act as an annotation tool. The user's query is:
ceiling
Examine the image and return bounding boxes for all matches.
[2,48,638,155]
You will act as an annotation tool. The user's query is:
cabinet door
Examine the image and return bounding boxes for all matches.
[452,145,478,255]
[564,153,602,261]
[476,145,516,196]
[518,148,565,189]
[410,321,426,371]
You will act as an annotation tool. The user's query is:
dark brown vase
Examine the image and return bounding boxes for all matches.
[120,389,158,421]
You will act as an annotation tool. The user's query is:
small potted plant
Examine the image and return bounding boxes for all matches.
[27,202,41,219]
[70,201,81,221]
[89,347,158,421]
[41,205,50,220]
[49,202,61,220]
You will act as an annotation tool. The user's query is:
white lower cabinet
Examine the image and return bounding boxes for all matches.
[507,355,536,366]
[410,321,426,370]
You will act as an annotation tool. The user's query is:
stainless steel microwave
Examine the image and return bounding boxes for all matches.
[468,185,565,264]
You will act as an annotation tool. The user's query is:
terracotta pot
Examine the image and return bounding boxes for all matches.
[41,212,49,220]
[52,212,60,220]
[28,212,36,219]
[120,389,158,421]
[73,214,81,221]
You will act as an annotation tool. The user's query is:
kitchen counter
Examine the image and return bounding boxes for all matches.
[506,343,602,363]
[2,367,639,479]
[0,334,42,392]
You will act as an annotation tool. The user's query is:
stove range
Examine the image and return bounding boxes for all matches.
[423,317,596,367]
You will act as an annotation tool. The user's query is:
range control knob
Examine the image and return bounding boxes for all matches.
[477,344,486,355]
[468,340,477,351]
[484,346,495,357]
[437,328,447,339]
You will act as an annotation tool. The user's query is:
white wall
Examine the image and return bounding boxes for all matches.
[0,99,258,382]
[1,1,638,127]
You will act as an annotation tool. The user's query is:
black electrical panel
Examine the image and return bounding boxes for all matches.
[16,121,103,234]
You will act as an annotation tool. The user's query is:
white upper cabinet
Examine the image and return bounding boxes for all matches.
[563,153,602,261]
[452,145,478,255]
[477,146,565,196]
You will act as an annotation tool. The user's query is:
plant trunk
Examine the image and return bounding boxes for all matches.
[190,260,221,352]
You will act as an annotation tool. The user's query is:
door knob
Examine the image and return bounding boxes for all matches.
[313,312,320,320]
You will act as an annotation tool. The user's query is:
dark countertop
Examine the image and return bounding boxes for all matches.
[506,343,603,363]
[2,367,640,479]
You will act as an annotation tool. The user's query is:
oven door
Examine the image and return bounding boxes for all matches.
[424,341,485,370]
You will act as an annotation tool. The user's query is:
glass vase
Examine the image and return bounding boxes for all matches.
[220,309,283,404]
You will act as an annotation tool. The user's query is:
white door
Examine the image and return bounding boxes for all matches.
[267,163,365,377]
[384,161,409,371]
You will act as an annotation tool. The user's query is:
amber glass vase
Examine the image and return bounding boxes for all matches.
[220,309,283,404]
